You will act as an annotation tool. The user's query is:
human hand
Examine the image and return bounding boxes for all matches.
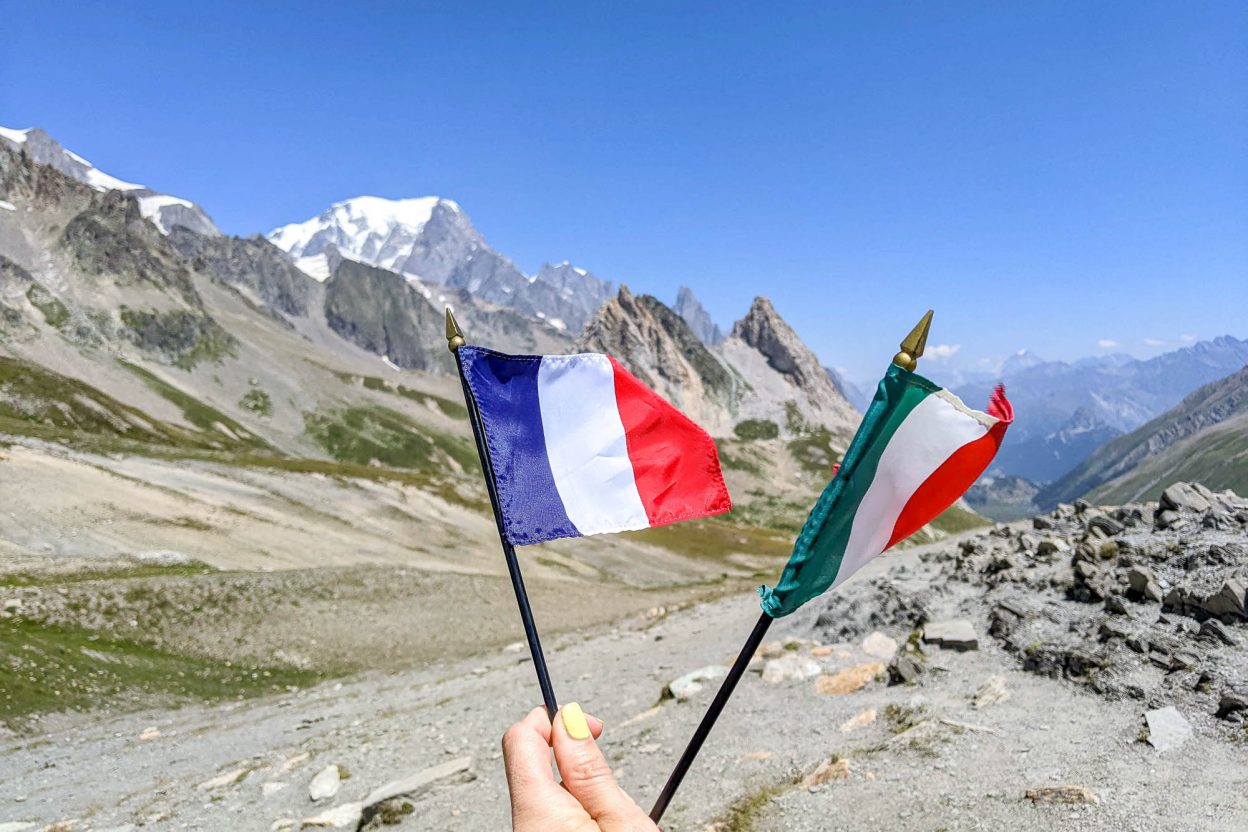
[502,703,660,831]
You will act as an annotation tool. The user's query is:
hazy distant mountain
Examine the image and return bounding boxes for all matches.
[267,197,610,332]
[824,367,871,413]
[674,286,724,346]
[1038,364,1248,507]
[0,125,220,237]
[956,337,1248,482]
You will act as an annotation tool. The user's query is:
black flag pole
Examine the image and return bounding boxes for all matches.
[445,307,559,719]
[649,611,772,823]
[649,310,936,823]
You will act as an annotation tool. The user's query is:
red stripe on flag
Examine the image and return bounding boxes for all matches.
[885,419,1009,550]
[607,356,732,528]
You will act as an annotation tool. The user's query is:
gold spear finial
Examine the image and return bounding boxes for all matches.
[892,309,933,372]
[445,307,465,352]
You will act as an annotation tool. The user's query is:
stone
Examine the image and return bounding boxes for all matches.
[139,726,161,741]
[1099,618,1132,642]
[197,767,248,791]
[737,751,773,761]
[972,675,1010,709]
[363,757,475,809]
[814,662,886,695]
[309,765,342,801]
[300,802,363,829]
[1144,706,1193,751]
[1160,482,1212,514]
[1025,786,1099,805]
[1202,578,1247,621]
[888,654,924,686]
[1103,595,1131,616]
[1036,538,1069,557]
[1032,516,1053,530]
[280,752,311,774]
[1017,533,1039,553]
[665,665,729,701]
[1088,515,1124,537]
[861,631,898,659]
[922,620,979,651]
[801,757,851,787]
[1155,508,1182,530]
[839,707,877,732]
[1215,691,1248,720]
[1198,619,1237,646]
[760,653,821,684]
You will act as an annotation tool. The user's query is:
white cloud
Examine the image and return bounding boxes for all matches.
[1143,338,1166,348]
[1180,334,1196,343]
[926,343,961,361]
[1097,339,1121,349]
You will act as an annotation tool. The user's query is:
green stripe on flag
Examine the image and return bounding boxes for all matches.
[759,364,940,618]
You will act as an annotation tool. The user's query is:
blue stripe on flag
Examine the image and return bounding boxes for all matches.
[459,347,580,545]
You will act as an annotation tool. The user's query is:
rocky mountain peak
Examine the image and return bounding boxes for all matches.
[731,296,818,387]
[0,125,220,237]
[674,286,723,346]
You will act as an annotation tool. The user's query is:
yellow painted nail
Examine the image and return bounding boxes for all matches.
[562,702,591,740]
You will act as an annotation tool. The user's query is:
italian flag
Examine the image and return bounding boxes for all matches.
[759,364,1013,618]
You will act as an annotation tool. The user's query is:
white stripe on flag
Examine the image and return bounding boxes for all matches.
[832,391,989,589]
[537,354,650,536]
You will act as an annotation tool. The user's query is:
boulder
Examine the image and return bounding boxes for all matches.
[665,665,729,701]
[309,765,342,802]
[1087,515,1124,537]
[300,802,363,829]
[972,675,1010,708]
[814,662,886,695]
[1215,691,1248,721]
[922,620,979,651]
[887,654,924,686]
[1144,706,1193,751]
[1201,578,1247,622]
[760,653,822,684]
[1197,619,1237,646]
[1160,482,1212,514]
[861,631,898,659]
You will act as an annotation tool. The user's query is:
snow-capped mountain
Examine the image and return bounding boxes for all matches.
[0,126,220,237]
[267,196,612,332]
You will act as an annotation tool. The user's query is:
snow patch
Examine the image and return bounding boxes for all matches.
[267,196,454,260]
[293,254,332,283]
[137,194,194,234]
[0,125,30,145]
[0,200,15,212]
[547,318,567,331]
[381,356,402,372]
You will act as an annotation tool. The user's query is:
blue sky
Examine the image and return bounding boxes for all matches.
[2,1,1244,381]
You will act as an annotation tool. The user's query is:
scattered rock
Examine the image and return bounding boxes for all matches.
[197,767,248,791]
[801,757,851,787]
[861,631,898,659]
[1025,785,1100,805]
[308,765,342,802]
[839,707,877,732]
[972,675,1010,709]
[922,620,980,651]
[300,802,363,829]
[664,665,729,701]
[1144,706,1193,751]
[814,662,886,695]
[887,654,924,686]
[1215,691,1248,721]
[139,726,161,741]
[760,653,821,684]
[1197,619,1237,646]
[362,757,475,808]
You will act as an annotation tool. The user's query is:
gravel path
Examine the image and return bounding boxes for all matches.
[4,534,1245,832]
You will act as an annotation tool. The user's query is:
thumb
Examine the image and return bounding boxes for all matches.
[551,703,643,826]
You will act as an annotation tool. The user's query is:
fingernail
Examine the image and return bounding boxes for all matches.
[561,702,591,740]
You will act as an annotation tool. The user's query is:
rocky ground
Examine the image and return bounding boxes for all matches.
[3,483,1247,831]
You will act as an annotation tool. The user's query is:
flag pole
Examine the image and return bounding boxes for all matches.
[445,308,559,719]
[648,309,934,823]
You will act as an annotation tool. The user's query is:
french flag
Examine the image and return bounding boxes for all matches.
[459,346,732,545]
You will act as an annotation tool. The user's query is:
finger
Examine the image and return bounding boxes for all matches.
[551,703,641,824]
[587,713,604,739]
[502,707,562,815]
